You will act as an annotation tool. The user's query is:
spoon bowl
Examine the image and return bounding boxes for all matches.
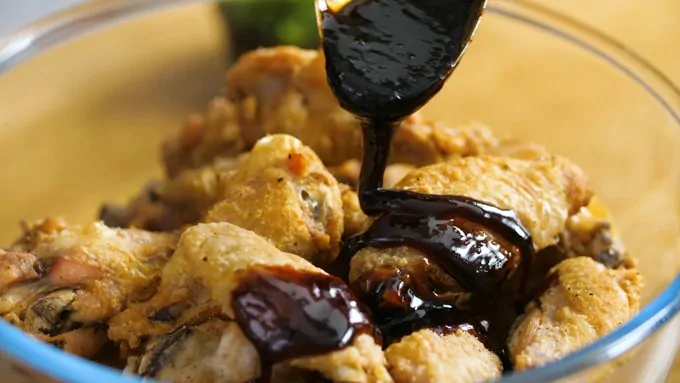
[317,0,487,122]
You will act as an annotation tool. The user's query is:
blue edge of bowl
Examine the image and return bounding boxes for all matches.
[0,276,677,383]
[1,3,680,383]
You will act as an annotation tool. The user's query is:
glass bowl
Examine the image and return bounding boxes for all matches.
[0,1,678,382]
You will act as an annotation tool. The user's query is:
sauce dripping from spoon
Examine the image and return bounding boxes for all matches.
[318,0,535,359]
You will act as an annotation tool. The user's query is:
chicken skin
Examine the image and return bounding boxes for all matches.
[0,218,177,358]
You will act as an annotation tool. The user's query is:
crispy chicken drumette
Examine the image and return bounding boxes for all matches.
[110,222,391,383]
[0,218,176,358]
[508,257,642,371]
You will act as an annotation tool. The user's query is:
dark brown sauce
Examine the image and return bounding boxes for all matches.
[231,265,374,364]
[320,0,535,364]
[320,0,486,122]
[351,265,488,346]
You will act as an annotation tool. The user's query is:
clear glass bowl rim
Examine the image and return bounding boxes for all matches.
[0,1,678,382]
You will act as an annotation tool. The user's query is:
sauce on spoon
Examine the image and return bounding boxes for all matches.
[319,0,535,358]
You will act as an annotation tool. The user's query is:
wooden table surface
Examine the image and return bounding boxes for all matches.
[0,0,677,381]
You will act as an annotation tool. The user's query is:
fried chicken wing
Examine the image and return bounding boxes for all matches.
[205,134,344,264]
[396,155,592,250]
[111,223,391,383]
[222,46,497,168]
[0,219,176,358]
[385,329,502,383]
[508,257,642,371]
[351,154,593,298]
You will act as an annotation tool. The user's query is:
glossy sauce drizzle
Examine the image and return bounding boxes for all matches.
[320,0,535,359]
[231,266,374,365]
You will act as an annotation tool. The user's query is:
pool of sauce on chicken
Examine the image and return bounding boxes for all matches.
[231,0,536,378]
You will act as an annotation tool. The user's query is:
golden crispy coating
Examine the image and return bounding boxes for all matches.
[111,223,390,383]
[163,96,245,178]
[0,219,176,357]
[225,46,497,167]
[385,329,502,383]
[205,134,344,264]
[396,155,593,250]
[508,257,642,371]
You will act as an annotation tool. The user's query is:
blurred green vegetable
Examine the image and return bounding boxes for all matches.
[219,0,319,57]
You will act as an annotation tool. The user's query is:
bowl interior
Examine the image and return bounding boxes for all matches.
[0,1,678,382]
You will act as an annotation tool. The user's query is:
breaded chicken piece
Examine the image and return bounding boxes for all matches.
[0,218,176,358]
[490,140,631,269]
[508,257,642,371]
[103,134,344,265]
[111,223,391,383]
[396,155,592,250]
[385,329,502,383]
[162,96,245,178]
[205,134,344,264]
[224,46,497,167]
[351,154,592,293]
